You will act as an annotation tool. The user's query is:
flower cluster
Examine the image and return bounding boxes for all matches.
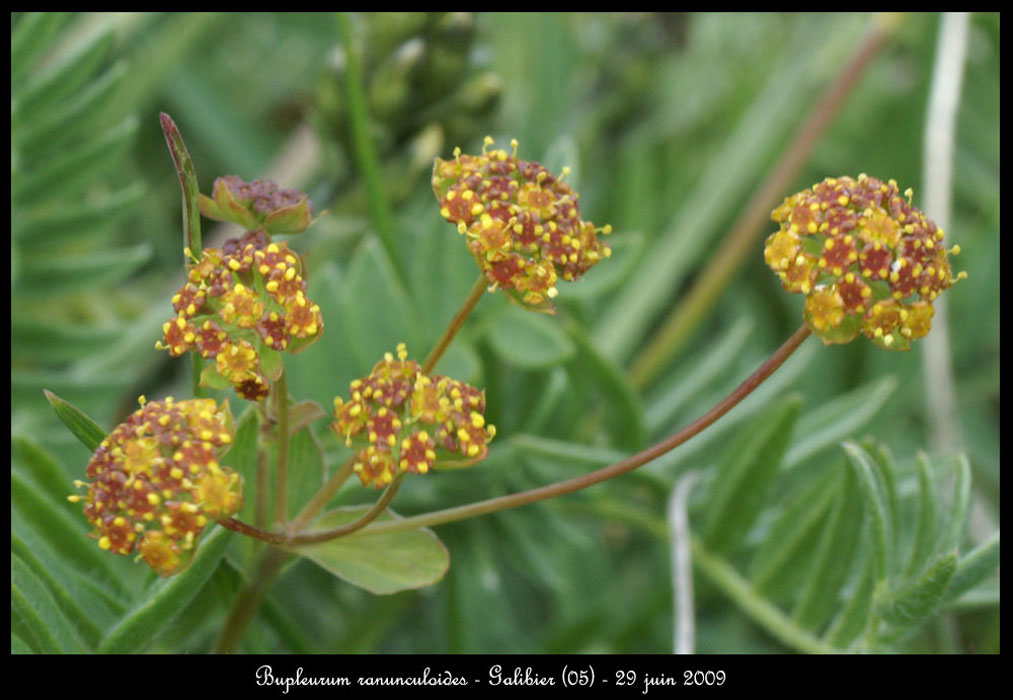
[765,175,965,350]
[157,230,323,400]
[432,137,612,311]
[332,344,496,488]
[68,397,240,576]
[199,175,316,235]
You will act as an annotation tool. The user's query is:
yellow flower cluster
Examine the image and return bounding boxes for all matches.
[332,344,496,488]
[432,137,612,311]
[766,175,964,350]
[68,397,240,577]
[157,230,323,400]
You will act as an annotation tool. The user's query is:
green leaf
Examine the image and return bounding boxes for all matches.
[486,305,575,369]
[11,534,103,647]
[287,426,327,518]
[941,455,972,552]
[749,466,839,595]
[11,633,34,655]
[844,442,890,584]
[702,396,801,555]
[221,405,261,525]
[784,376,897,469]
[98,526,233,653]
[11,471,128,596]
[825,558,877,650]
[199,364,233,390]
[943,531,1000,604]
[905,454,940,579]
[11,435,74,513]
[11,318,123,363]
[15,28,114,116]
[16,242,152,297]
[15,117,139,203]
[520,367,568,434]
[16,183,146,244]
[565,323,645,449]
[160,112,202,254]
[11,13,71,84]
[792,463,865,632]
[292,507,450,595]
[338,238,421,373]
[878,552,957,638]
[45,389,106,451]
[11,554,87,653]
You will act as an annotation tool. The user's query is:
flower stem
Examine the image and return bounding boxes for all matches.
[422,274,488,374]
[216,516,287,545]
[274,369,290,525]
[288,473,406,546]
[628,15,897,389]
[356,324,812,538]
[214,546,290,653]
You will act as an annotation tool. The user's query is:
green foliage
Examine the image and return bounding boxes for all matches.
[10,12,998,654]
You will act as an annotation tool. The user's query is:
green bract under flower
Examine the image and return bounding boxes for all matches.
[766,175,965,350]
[199,175,317,235]
[432,137,612,312]
[68,397,240,577]
[157,230,324,400]
[332,343,496,489]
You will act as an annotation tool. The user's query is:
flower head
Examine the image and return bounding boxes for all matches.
[432,137,612,312]
[68,397,241,576]
[766,175,965,350]
[332,343,496,488]
[157,231,323,400]
[199,175,316,235]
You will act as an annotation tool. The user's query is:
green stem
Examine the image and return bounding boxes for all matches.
[334,12,404,285]
[689,534,836,653]
[422,274,488,374]
[274,370,289,525]
[213,546,291,653]
[628,16,897,389]
[357,325,812,538]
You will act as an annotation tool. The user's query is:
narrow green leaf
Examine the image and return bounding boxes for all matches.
[521,367,568,434]
[565,323,645,448]
[221,405,260,525]
[784,377,897,468]
[749,466,840,594]
[11,633,34,655]
[99,526,232,653]
[160,112,202,255]
[15,116,138,202]
[792,464,865,632]
[645,318,752,435]
[905,454,940,579]
[844,442,890,584]
[702,396,801,555]
[862,440,900,572]
[16,242,152,297]
[292,507,450,595]
[878,552,957,637]
[11,534,103,647]
[16,28,114,116]
[45,390,106,451]
[16,183,145,243]
[942,455,972,552]
[12,435,74,512]
[11,554,87,653]
[943,531,1000,604]
[338,238,421,373]
[11,13,71,84]
[11,319,123,363]
[288,426,327,518]
[11,471,127,595]
[825,557,877,650]
[18,61,128,156]
[486,305,575,369]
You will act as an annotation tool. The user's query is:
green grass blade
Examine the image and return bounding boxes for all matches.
[98,526,233,652]
[16,28,114,116]
[11,554,87,653]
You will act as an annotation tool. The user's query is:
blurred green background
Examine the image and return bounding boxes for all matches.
[11,12,999,654]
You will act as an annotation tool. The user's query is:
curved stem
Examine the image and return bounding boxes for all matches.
[629,15,897,388]
[288,472,406,545]
[358,325,812,538]
[274,370,289,525]
[422,274,488,374]
[216,516,287,545]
